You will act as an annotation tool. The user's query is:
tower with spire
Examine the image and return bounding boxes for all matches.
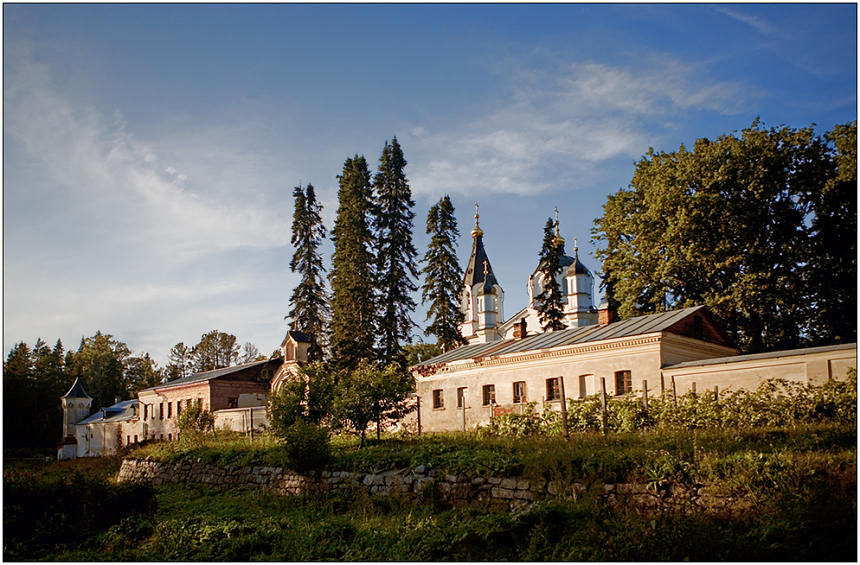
[58,377,92,459]
[528,208,597,329]
[459,203,505,343]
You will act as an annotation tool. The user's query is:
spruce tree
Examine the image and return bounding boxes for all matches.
[287,183,329,361]
[329,155,377,373]
[536,218,566,331]
[422,195,467,352]
[373,137,418,367]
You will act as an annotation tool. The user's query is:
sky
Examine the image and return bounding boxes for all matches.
[3,3,857,365]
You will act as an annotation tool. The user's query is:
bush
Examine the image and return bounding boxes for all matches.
[283,420,330,472]
[477,373,857,437]
[178,402,215,433]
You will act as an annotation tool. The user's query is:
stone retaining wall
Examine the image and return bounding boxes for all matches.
[117,458,745,514]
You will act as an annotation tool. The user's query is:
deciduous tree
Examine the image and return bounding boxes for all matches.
[593,120,856,352]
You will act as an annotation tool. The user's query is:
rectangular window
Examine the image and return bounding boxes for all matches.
[168,433,172,441]
[615,370,632,396]
[126,435,130,445]
[578,375,590,399]
[177,401,182,417]
[457,387,467,408]
[432,389,444,409]
[168,402,173,418]
[228,397,239,409]
[133,435,138,443]
[197,397,202,408]
[143,404,148,421]
[482,384,496,406]
[513,381,526,403]
[160,403,164,420]
[546,377,561,401]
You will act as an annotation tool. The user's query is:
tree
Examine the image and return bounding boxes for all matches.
[191,330,239,372]
[535,218,566,332]
[268,362,334,437]
[167,342,192,381]
[373,137,418,367]
[332,360,414,446]
[593,120,856,353]
[804,122,857,345]
[240,342,262,364]
[329,156,377,373]
[126,353,164,394]
[65,331,131,410]
[287,183,329,362]
[3,342,36,448]
[421,195,467,352]
[404,342,442,366]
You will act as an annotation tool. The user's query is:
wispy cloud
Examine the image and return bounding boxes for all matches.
[4,48,289,265]
[715,6,779,37]
[406,56,759,198]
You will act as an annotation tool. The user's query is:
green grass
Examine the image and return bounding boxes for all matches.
[5,423,856,561]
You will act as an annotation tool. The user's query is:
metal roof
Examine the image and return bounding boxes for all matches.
[418,306,706,366]
[140,358,281,392]
[78,399,139,425]
[463,234,498,290]
[663,342,857,370]
[61,377,91,399]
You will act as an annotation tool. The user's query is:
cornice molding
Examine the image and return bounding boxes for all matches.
[422,334,662,377]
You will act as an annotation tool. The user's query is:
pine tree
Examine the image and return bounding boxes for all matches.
[167,342,192,381]
[422,195,467,352]
[329,155,377,373]
[536,218,566,331]
[373,137,418,367]
[287,183,329,362]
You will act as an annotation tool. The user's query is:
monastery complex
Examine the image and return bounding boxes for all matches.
[58,207,856,458]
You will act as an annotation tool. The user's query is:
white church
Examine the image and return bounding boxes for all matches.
[411,205,856,433]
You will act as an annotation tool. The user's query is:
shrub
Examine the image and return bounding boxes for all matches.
[178,402,215,433]
[283,420,330,472]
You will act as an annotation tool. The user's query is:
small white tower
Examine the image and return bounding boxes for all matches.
[58,378,92,460]
[563,237,598,327]
[459,203,504,344]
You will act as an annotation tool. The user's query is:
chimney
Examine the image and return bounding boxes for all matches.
[598,302,615,325]
[513,318,528,339]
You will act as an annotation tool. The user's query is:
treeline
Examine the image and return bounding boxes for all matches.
[3,330,266,449]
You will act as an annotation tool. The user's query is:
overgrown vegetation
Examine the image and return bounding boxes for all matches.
[481,374,857,437]
[6,423,856,561]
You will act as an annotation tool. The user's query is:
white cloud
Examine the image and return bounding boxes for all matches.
[715,7,779,37]
[407,56,758,199]
[4,49,289,265]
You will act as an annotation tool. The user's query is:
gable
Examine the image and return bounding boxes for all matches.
[664,309,732,347]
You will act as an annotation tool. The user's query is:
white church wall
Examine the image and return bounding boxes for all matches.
[415,335,667,433]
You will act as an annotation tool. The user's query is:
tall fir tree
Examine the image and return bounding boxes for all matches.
[373,137,418,367]
[535,217,566,332]
[329,155,377,373]
[287,183,329,361]
[421,195,467,352]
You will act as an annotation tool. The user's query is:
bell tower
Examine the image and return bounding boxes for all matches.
[459,203,504,343]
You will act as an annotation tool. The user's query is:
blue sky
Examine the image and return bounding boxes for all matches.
[4,4,856,364]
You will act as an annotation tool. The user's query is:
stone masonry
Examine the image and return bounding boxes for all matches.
[117,458,748,514]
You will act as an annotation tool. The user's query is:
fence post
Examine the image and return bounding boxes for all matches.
[559,377,569,441]
[249,407,254,442]
[713,385,719,402]
[416,395,422,436]
[691,382,697,397]
[641,379,648,413]
[671,376,678,409]
[600,377,608,435]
